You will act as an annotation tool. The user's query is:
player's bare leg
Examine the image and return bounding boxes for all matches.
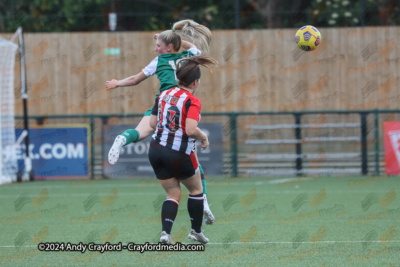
[108,116,154,165]
[135,116,156,142]
[193,146,215,225]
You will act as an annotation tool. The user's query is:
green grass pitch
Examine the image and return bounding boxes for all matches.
[0,175,399,266]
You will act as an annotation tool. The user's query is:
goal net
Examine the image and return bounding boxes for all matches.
[0,36,18,185]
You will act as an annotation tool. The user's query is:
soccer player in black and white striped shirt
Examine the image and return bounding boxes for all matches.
[148,56,218,244]
[106,20,215,225]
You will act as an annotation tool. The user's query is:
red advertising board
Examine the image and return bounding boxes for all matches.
[384,122,400,175]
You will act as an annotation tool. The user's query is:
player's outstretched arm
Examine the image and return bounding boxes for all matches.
[105,71,148,90]
[149,115,157,130]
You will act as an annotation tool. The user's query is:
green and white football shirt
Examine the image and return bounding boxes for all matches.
[142,47,201,99]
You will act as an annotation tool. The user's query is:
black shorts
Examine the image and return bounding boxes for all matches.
[148,139,199,180]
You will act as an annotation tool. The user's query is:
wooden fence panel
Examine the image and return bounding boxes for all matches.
[1,26,399,116]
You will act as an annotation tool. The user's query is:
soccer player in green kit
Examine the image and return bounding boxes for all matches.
[105,19,215,225]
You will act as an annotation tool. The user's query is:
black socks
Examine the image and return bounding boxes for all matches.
[161,199,179,234]
[188,193,204,233]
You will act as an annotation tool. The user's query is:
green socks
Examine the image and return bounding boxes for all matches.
[199,164,204,176]
[199,165,207,195]
[201,179,207,195]
[121,129,140,145]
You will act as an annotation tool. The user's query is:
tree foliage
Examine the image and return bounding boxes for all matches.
[0,0,399,33]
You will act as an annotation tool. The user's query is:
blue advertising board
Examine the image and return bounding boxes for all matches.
[13,126,89,179]
[103,123,223,178]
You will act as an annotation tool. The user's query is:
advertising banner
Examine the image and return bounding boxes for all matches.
[384,121,400,175]
[13,126,89,179]
[103,123,223,178]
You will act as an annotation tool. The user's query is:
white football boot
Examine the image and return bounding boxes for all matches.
[160,231,174,244]
[203,195,215,225]
[108,135,126,165]
[188,229,209,244]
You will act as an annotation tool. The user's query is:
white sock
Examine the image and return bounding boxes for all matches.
[203,194,210,210]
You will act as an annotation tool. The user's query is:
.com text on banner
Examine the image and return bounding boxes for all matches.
[10,126,89,179]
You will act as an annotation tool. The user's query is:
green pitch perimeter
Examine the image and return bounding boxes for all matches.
[0,175,399,266]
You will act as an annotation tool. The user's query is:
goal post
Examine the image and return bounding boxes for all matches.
[16,27,34,182]
[0,27,34,185]
[0,35,19,185]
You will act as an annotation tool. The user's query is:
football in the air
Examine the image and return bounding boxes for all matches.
[295,25,321,51]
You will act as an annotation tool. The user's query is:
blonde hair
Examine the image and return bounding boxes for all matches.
[173,20,212,53]
[157,30,182,52]
[157,20,212,53]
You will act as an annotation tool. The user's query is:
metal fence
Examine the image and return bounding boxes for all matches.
[17,109,400,178]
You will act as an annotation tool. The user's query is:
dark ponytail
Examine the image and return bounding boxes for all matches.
[176,56,218,87]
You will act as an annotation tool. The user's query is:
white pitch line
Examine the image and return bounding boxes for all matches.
[1,183,159,189]
[208,240,400,245]
[268,178,299,184]
[0,245,37,248]
[1,240,400,248]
